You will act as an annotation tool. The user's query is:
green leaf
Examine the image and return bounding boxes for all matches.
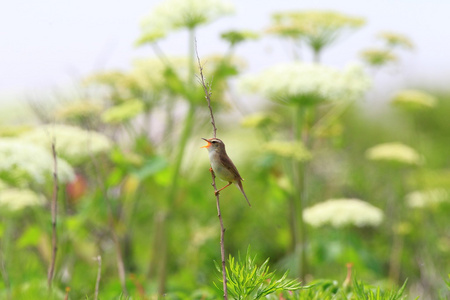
[133,156,168,180]
[17,226,42,248]
[106,168,125,186]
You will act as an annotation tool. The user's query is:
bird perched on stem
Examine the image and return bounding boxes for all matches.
[201,138,251,207]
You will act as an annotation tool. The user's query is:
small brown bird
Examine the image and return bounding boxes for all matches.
[201,138,251,207]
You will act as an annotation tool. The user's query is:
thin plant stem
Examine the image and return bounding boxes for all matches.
[292,106,312,280]
[210,168,228,299]
[388,169,406,284]
[0,218,12,300]
[48,142,59,289]
[155,101,196,296]
[155,27,199,296]
[111,213,128,295]
[94,255,102,300]
[313,49,321,63]
[64,287,70,300]
[196,40,228,299]
[196,42,217,138]
[89,153,129,296]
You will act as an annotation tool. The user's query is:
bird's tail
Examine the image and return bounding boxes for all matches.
[236,180,251,207]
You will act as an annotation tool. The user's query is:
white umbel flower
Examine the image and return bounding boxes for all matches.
[406,189,449,208]
[0,138,74,187]
[239,62,371,106]
[303,198,384,228]
[0,188,46,211]
[139,0,234,42]
[365,142,422,166]
[21,125,112,165]
[391,90,437,110]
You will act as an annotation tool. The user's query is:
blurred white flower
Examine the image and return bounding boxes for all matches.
[263,141,312,162]
[241,112,281,128]
[55,99,103,123]
[0,188,46,211]
[391,89,437,111]
[239,62,371,106]
[365,142,422,166]
[131,58,168,92]
[377,31,414,50]
[0,179,7,190]
[406,189,449,208]
[0,138,74,187]
[138,0,234,43]
[101,100,144,124]
[267,11,365,51]
[303,198,383,228]
[20,125,112,165]
[359,48,398,67]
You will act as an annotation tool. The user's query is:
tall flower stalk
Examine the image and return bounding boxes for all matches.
[267,10,365,62]
[136,0,234,294]
[240,61,370,279]
[366,142,422,283]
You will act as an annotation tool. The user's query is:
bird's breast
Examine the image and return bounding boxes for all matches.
[209,151,235,182]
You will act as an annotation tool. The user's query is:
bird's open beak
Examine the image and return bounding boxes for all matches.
[201,138,211,148]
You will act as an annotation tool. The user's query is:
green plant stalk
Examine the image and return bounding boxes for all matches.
[47,143,58,290]
[292,105,309,280]
[0,216,13,300]
[89,153,129,296]
[388,169,407,284]
[156,27,198,296]
[313,48,321,63]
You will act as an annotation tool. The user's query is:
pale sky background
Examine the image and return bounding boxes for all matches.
[1,0,449,105]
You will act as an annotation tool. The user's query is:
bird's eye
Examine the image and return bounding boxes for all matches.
[212,141,217,143]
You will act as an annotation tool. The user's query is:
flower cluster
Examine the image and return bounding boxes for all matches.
[391,90,437,111]
[0,138,74,187]
[406,189,449,208]
[239,62,371,106]
[303,198,384,228]
[55,100,103,123]
[263,141,312,162]
[130,58,169,93]
[137,0,234,44]
[101,100,145,124]
[84,71,142,104]
[0,188,46,211]
[267,10,365,52]
[241,112,280,128]
[221,30,259,46]
[365,142,422,166]
[377,31,414,50]
[360,48,398,67]
[20,125,112,165]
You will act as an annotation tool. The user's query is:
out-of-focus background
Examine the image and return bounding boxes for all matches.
[1,0,449,99]
[0,0,449,299]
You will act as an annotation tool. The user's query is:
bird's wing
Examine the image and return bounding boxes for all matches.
[219,153,243,181]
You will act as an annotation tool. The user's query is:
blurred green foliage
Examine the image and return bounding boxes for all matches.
[0,1,449,300]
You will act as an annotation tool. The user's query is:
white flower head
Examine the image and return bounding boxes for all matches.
[406,189,449,208]
[391,90,437,111]
[0,138,74,187]
[55,100,103,122]
[239,62,370,106]
[263,141,312,162]
[20,125,112,166]
[0,188,46,211]
[303,198,384,228]
[241,112,281,128]
[138,0,234,43]
[365,142,422,166]
[101,100,145,124]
